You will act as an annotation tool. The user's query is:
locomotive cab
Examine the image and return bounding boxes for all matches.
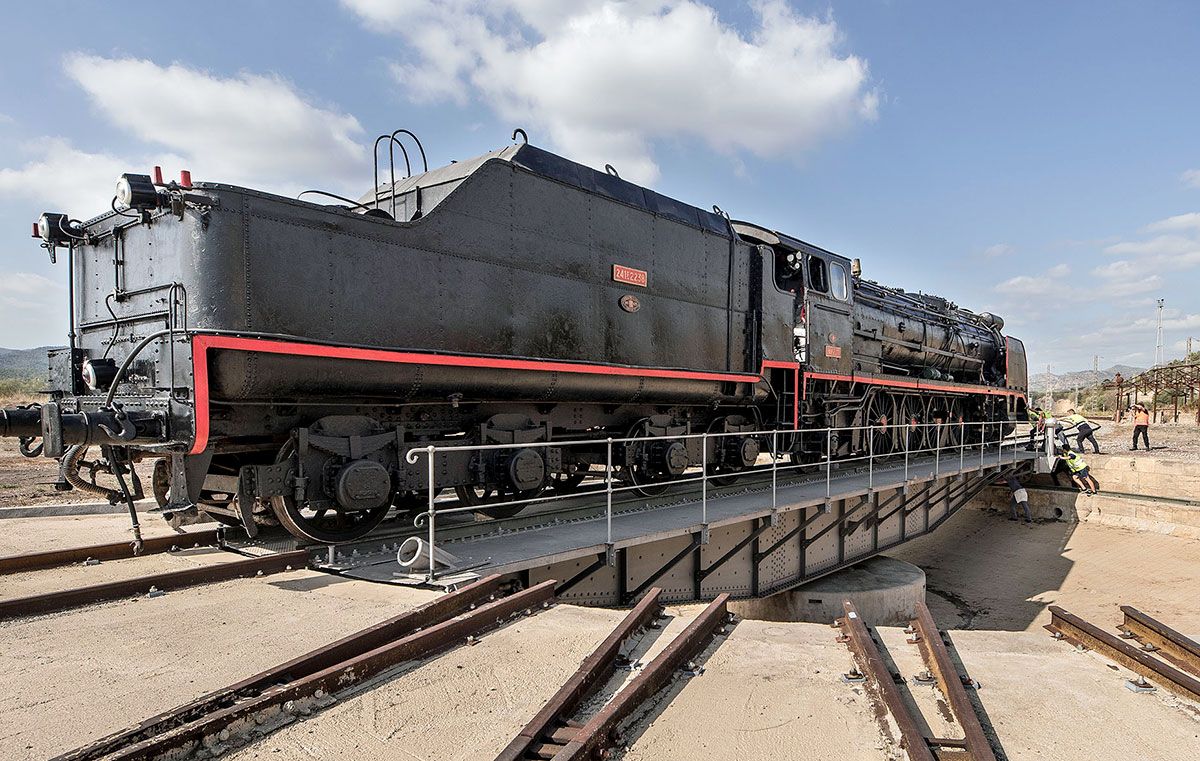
[792,240,854,377]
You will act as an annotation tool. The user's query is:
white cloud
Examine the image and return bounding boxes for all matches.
[981,243,1013,258]
[1091,259,1165,292]
[0,112,14,125]
[1101,213,1200,271]
[0,137,182,218]
[995,262,1069,295]
[1080,310,1200,342]
[1145,211,1200,233]
[63,55,368,194]
[0,272,67,347]
[1182,169,1200,189]
[344,0,878,183]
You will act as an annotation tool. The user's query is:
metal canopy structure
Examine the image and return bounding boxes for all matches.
[1110,362,1200,424]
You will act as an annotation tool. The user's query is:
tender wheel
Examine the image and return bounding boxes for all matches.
[550,470,588,493]
[620,419,678,497]
[454,484,538,519]
[706,417,757,486]
[393,488,443,512]
[267,441,391,544]
[152,458,170,508]
[550,456,591,493]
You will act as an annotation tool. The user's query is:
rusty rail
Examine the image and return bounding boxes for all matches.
[67,578,558,761]
[57,574,512,761]
[909,601,996,761]
[495,588,664,761]
[552,593,731,760]
[0,530,221,575]
[1046,605,1200,703]
[0,549,308,621]
[1119,605,1200,678]
[836,600,936,761]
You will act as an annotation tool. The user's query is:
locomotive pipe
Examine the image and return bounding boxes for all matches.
[0,407,41,438]
[0,403,160,456]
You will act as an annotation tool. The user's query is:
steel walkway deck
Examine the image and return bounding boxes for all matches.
[330,445,1038,604]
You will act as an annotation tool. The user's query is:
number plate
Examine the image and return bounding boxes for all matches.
[612,264,648,287]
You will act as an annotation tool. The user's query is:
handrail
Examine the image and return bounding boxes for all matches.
[406,419,1041,580]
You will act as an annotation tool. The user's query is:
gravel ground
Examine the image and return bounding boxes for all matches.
[1090,420,1200,461]
[0,438,156,508]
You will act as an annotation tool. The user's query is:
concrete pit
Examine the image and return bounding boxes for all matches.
[730,555,926,625]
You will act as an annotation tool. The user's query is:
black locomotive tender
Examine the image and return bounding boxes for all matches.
[2,138,1028,544]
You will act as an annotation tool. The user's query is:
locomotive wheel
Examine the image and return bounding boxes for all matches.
[937,399,964,449]
[897,397,921,453]
[268,442,391,544]
[863,394,895,456]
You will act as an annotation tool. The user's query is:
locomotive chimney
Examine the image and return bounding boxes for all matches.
[851,258,862,279]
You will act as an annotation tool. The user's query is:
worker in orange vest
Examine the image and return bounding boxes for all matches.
[1131,404,1151,450]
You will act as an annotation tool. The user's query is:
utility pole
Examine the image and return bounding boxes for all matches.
[1154,299,1165,367]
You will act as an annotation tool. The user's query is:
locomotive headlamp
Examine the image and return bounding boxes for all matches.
[81,358,119,392]
[115,173,160,210]
[36,212,78,246]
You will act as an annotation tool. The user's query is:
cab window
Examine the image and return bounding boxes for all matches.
[830,261,849,300]
[774,249,804,292]
[808,256,828,293]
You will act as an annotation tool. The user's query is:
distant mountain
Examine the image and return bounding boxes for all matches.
[1029,364,1145,392]
[0,347,58,380]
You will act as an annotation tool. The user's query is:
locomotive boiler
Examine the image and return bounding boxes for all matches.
[0,137,1027,544]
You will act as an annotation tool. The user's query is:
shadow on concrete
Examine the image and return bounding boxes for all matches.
[890,507,1078,632]
[267,573,357,593]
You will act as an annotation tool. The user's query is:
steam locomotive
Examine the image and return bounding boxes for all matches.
[0,139,1027,544]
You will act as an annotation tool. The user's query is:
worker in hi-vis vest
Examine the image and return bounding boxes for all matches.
[1025,406,1046,451]
[1061,446,1099,494]
[1060,409,1101,454]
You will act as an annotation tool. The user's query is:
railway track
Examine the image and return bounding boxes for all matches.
[55,574,555,761]
[1046,605,1200,702]
[498,591,732,761]
[0,530,221,574]
[0,542,307,622]
[836,599,997,761]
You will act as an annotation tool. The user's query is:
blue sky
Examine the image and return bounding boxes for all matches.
[1,1,1197,375]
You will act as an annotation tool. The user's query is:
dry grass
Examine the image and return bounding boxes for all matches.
[0,377,46,408]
